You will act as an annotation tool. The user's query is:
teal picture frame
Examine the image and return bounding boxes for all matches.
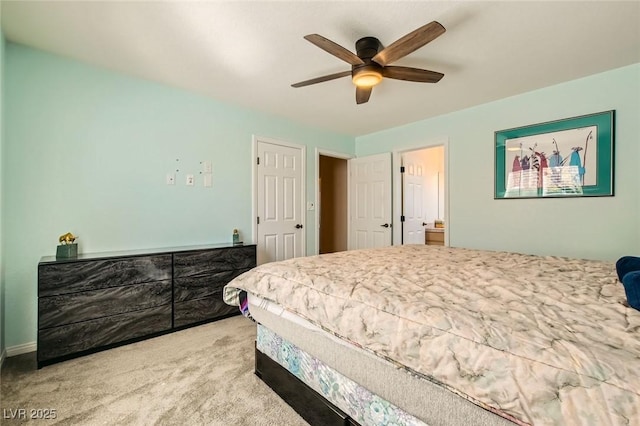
[495,110,614,199]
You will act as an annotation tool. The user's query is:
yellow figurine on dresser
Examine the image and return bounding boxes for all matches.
[56,232,78,258]
[58,232,77,245]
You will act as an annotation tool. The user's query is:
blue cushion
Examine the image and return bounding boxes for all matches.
[622,271,640,311]
[615,256,640,282]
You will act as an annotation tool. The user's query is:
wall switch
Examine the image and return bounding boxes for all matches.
[186,174,195,186]
[202,160,212,174]
[203,174,213,187]
[166,173,175,185]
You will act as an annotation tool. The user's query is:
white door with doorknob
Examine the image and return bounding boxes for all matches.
[402,151,428,244]
[348,152,392,249]
[256,139,304,264]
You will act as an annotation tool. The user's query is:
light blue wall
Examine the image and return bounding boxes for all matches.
[356,64,640,261]
[4,42,638,350]
[3,43,354,348]
[0,18,5,359]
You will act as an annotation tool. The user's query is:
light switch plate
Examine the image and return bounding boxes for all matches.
[186,174,195,186]
[202,161,212,173]
[203,174,212,187]
[166,173,175,185]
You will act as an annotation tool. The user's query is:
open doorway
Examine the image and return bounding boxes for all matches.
[393,142,448,246]
[318,155,348,254]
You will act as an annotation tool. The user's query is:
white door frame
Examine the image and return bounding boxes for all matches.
[252,135,306,258]
[314,148,354,255]
[392,139,449,246]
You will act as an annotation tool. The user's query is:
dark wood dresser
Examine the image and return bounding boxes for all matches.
[37,243,256,368]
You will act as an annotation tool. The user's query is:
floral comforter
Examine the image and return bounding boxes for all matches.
[223,245,640,425]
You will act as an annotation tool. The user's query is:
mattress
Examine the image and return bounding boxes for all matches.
[249,294,512,426]
[225,245,640,425]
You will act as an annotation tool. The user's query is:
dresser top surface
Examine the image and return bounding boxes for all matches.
[40,243,256,265]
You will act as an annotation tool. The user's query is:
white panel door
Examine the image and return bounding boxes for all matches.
[349,153,392,250]
[402,151,428,244]
[257,140,304,264]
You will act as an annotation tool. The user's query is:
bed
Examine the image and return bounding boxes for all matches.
[223,245,640,426]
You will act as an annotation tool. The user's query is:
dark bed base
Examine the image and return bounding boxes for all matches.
[254,345,360,426]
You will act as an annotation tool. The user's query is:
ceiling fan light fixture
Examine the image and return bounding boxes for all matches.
[352,69,382,88]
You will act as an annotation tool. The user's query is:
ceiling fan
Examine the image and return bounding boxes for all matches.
[291,21,446,104]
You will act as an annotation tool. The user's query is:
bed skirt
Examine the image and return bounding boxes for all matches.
[257,324,425,426]
[249,296,513,426]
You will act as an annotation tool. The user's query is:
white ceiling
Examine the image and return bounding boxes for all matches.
[2,1,639,136]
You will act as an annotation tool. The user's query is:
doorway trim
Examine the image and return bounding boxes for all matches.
[392,138,450,246]
[314,148,354,255]
[252,135,307,258]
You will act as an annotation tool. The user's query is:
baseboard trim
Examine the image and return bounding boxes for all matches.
[6,341,37,357]
[0,348,6,369]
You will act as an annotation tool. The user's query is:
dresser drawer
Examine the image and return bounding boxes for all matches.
[173,292,238,327]
[173,246,256,277]
[174,269,249,303]
[39,280,171,329]
[38,304,172,363]
[39,255,172,297]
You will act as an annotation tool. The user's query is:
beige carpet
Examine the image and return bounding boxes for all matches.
[0,316,309,425]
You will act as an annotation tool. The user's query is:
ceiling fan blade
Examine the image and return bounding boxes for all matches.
[304,34,365,66]
[382,66,444,83]
[372,21,446,66]
[291,70,352,88]
[356,86,372,104]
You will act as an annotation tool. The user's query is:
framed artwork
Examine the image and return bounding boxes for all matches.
[495,110,614,199]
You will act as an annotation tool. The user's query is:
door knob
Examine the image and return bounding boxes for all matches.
[422,222,428,226]
[295,224,303,229]
[380,223,390,228]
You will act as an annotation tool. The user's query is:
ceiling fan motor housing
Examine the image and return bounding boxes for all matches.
[355,37,382,59]
[352,37,384,86]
